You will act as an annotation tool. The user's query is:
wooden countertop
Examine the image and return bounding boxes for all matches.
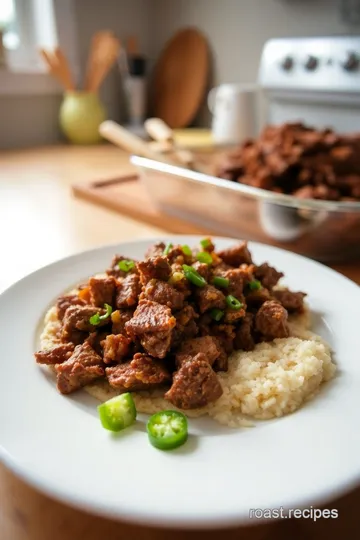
[0,144,359,540]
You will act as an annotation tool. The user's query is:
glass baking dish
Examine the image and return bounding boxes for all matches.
[131,155,360,263]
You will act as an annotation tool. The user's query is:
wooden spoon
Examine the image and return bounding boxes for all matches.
[39,47,74,91]
[54,47,75,91]
[85,31,120,92]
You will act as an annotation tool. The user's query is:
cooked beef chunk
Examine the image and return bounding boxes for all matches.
[238,264,256,284]
[165,353,223,409]
[175,336,223,367]
[224,305,246,323]
[223,268,245,298]
[192,261,211,281]
[212,344,229,372]
[212,262,232,277]
[116,274,141,308]
[35,342,75,365]
[102,334,131,364]
[142,279,184,310]
[195,285,226,314]
[313,184,340,200]
[172,304,199,347]
[57,295,86,321]
[245,287,271,308]
[106,353,170,391]
[234,313,255,351]
[210,324,236,354]
[255,300,289,339]
[55,342,104,394]
[141,330,173,359]
[272,289,306,313]
[125,300,176,336]
[88,276,117,307]
[176,304,198,326]
[145,242,165,259]
[86,331,109,356]
[111,309,134,335]
[166,246,187,265]
[255,263,284,290]
[61,305,110,344]
[106,255,138,278]
[62,330,87,346]
[125,301,176,358]
[137,256,171,285]
[182,319,198,340]
[198,312,212,335]
[215,263,255,295]
[293,185,315,199]
[217,241,252,266]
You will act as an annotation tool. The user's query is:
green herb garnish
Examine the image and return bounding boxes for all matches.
[249,279,262,291]
[181,244,192,256]
[90,303,113,325]
[225,295,243,310]
[209,308,224,321]
[118,259,135,273]
[212,276,230,288]
[163,242,173,256]
[197,251,213,265]
[182,264,207,287]
[200,238,211,250]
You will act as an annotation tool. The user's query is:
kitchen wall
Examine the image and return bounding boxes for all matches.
[151,0,358,85]
[150,0,360,126]
[1,0,359,149]
[74,0,152,122]
[0,95,62,150]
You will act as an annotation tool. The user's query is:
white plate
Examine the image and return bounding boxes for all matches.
[0,236,359,529]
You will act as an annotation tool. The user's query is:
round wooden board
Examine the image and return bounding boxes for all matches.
[152,28,209,128]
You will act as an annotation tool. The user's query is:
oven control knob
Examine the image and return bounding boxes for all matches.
[280,56,294,71]
[304,55,318,71]
[341,52,360,72]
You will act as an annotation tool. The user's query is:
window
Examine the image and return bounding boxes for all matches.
[0,0,79,95]
[1,0,58,72]
[1,0,19,51]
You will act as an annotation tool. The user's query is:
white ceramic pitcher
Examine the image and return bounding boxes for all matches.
[208,83,257,145]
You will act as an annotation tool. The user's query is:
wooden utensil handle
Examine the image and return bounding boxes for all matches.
[144,117,174,142]
[144,117,196,167]
[99,121,178,164]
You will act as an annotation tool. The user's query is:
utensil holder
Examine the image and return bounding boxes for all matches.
[59,91,106,144]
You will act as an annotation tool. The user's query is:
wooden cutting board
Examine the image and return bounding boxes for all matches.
[72,174,215,234]
[151,28,209,128]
